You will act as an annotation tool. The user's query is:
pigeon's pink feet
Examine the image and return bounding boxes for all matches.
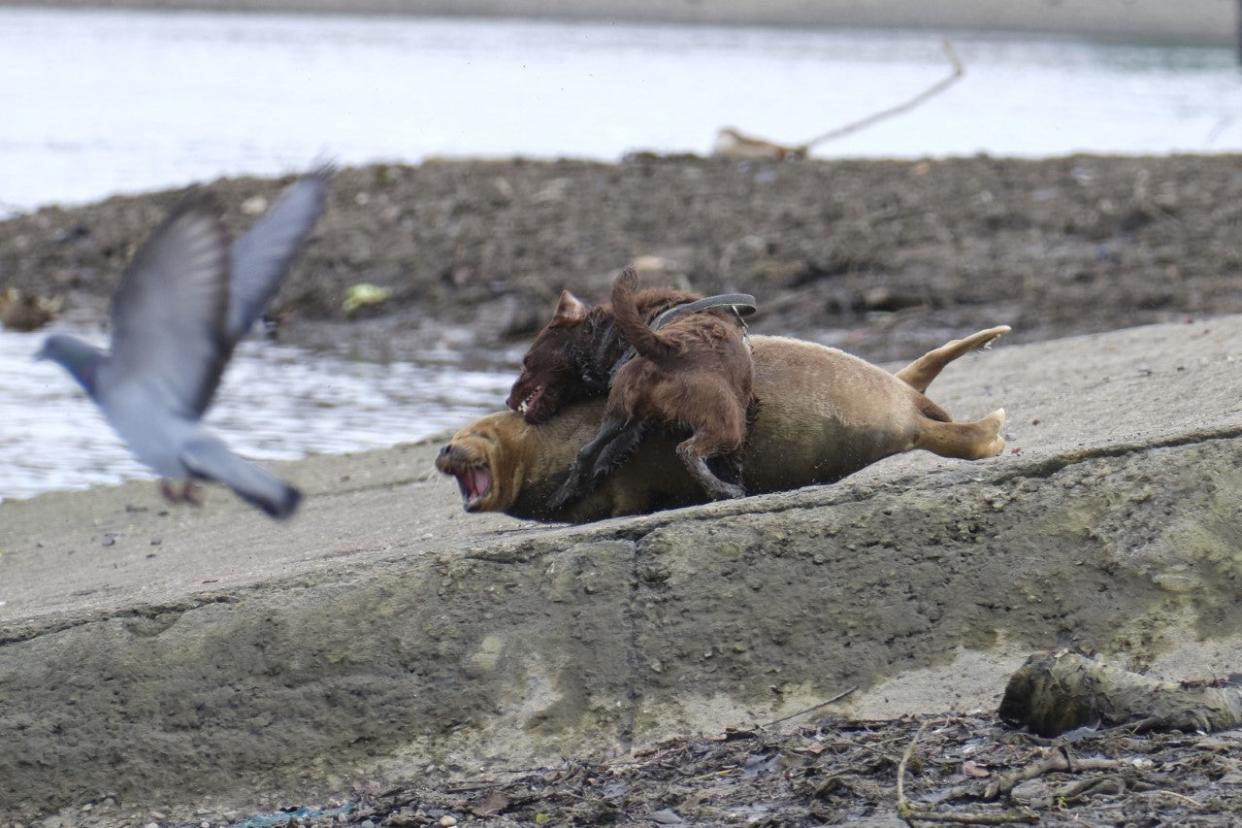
[181,481,204,507]
[158,480,204,506]
[159,479,179,504]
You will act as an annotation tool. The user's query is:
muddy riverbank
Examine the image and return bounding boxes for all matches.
[3,154,1242,363]
[5,155,1242,825]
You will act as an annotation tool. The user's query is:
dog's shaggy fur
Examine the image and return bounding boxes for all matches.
[506,283,697,424]
[508,269,754,505]
[441,328,1010,523]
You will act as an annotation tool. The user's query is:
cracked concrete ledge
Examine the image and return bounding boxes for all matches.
[1,316,1240,818]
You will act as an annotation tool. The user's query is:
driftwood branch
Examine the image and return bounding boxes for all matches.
[984,746,1128,799]
[896,721,1038,826]
[714,40,965,160]
[759,685,858,729]
[999,652,1242,738]
[800,41,964,151]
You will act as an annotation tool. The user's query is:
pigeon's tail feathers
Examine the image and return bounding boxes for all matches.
[181,436,302,519]
[227,166,333,342]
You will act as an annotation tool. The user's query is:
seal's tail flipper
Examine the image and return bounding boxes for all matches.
[915,408,1006,460]
[895,325,1011,393]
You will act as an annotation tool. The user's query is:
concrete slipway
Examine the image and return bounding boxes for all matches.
[1,316,1240,818]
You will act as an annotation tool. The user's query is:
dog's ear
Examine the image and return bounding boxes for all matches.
[553,290,588,324]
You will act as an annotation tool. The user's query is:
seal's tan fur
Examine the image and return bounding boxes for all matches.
[437,328,1009,523]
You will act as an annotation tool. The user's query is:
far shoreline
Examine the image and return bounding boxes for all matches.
[0,0,1237,47]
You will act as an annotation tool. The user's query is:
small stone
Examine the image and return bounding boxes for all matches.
[439,817,458,827]
[240,195,268,215]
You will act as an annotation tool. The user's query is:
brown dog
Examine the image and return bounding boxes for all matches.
[506,281,698,424]
[509,268,754,505]
[440,328,1009,523]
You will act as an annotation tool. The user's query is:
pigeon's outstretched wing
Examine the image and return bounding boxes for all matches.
[181,434,302,519]
[104,197,231,419]
[227,166,332,342]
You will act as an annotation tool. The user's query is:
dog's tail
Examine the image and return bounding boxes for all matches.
[611,267,677,363]
[895,325,1010,394]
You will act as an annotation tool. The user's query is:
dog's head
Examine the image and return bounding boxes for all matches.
[435,412,522,513]
[506,289,592,424]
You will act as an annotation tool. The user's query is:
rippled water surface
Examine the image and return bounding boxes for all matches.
[0,328,513,500]
[3,8,1242,212]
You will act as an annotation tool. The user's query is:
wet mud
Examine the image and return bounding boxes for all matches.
[2,154,1240,361]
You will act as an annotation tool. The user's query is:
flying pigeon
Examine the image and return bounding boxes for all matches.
[36,168,331,518]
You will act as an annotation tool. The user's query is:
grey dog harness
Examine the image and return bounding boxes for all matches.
[608,293,758,382]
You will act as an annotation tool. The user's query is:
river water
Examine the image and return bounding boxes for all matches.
[3,8,1242,499]
[0,327,514,500]
[3,8,1242,212]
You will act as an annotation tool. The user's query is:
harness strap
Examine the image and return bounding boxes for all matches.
[608,293,758,382]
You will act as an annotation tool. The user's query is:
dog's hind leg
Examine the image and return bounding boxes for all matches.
[549,415,629,510]
[895,326,1011,393]
[914,408,1006,460]
[674,410,747,500]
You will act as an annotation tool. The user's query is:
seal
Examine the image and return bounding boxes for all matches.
[438,327,1010,523]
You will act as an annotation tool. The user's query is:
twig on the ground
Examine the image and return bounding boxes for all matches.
[895,720,926,819]
[760,686,858,729]
[984,746,1128,799]
[1054,773,1128,802]
[896,721,1038,826]
[1140,789,1205,809]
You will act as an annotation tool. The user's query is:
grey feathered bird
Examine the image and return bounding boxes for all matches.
[36,168,331,518]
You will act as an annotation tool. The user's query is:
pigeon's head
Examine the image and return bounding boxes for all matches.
[36,334,102,395]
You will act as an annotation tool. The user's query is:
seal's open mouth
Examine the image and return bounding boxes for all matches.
[453,464,493,512]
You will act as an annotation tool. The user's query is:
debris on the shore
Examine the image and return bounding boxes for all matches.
[269,713,1240,826]
[714,40,965,160]
[240,195,269,216]
[342,283,392,315]
[0,287,62,332]
[1000,651,1242,737]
